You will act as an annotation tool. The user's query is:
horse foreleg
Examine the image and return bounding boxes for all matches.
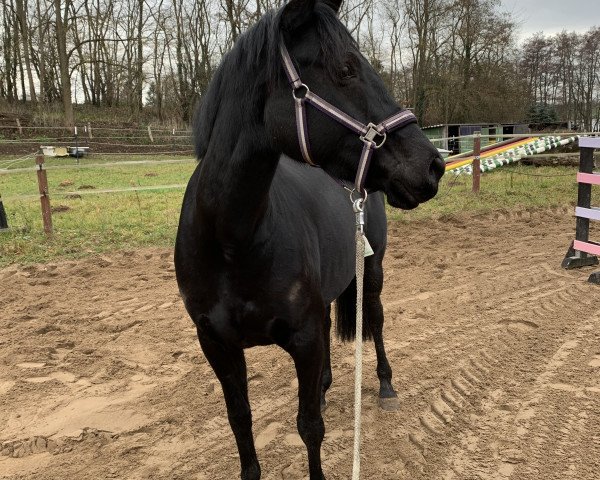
[288,325,326,480]
[320,305,332,412]
[364,259,400,411]
[197,330,260,480]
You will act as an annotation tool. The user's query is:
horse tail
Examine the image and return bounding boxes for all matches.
[335,278,373,342]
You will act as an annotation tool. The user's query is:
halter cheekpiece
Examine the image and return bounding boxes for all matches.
[280,41,418,195]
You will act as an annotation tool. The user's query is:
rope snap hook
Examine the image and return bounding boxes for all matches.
[353,198,365,233]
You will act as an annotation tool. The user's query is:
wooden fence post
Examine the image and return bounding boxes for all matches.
[16,118,23,135]
[147,125,154,143]
[472,132,481,194]
[35,154,53,236]
[87,122,92,139]
[74,126,80,165]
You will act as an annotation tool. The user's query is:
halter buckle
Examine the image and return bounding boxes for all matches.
[360,123,386,149]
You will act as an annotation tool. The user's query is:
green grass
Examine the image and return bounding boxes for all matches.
[0,158,196,266]
[0,157,196,197]
[387,165,578,222]
[0,159,580,266]
[0,153,194,171]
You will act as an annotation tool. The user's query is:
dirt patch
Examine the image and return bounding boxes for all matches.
[50,205,71,213]
[1,206,599,479]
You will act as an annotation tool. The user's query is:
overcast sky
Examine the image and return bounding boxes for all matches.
[505,0,600,41]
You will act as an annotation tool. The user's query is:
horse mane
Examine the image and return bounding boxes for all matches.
[193,2,359,159]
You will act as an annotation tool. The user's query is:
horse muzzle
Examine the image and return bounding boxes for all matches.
[386,154,445,209]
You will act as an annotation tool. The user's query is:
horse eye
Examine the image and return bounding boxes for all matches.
[341,64,355,80]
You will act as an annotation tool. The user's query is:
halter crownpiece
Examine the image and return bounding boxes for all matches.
[279,41,418,195]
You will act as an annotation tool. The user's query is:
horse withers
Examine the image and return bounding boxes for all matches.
[174,0,444,479]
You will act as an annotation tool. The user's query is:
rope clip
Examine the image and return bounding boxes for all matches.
[353,198,365,233]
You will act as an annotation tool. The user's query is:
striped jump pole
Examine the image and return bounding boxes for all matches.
[448,136,578,176]
[562,136,600,283]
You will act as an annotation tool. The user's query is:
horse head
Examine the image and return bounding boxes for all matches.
[265,0,445,209]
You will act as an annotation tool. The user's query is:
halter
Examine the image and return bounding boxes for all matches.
[280,41,418,196]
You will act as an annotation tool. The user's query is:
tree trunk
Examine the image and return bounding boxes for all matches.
[55,0,73,126]
[137,0,144,111]
[36,0,46,101]
[15,0,36,102]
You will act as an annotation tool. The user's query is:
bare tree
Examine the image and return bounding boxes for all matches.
[15,0,36,101]
[403,0,454,122]
[55,0,74,124]
[0,0,595,129]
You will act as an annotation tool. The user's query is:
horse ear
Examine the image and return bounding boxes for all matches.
[321,0,343,14]
[280,0,316,32]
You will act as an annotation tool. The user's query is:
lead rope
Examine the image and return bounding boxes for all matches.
[279,39,418,479]
[352,198,366,480]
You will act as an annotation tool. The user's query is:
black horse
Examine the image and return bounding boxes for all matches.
[175,0,444,478]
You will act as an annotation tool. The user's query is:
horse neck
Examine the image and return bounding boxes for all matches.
[197,117,280,251]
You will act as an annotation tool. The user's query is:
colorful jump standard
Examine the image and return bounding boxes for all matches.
[446,135,578,176]
[562,137,600,284]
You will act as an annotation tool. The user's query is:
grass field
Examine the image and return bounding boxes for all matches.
[0,154,580,266]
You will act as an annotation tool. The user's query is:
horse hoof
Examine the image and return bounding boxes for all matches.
[378,396,400,411]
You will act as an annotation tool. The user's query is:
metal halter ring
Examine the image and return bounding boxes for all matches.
[292,83,310,100]
[348,187,368,206]
[360,122,387,149]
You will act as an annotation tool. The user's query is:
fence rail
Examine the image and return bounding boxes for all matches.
[2,122,598,140]
[0,157,195,175]
[427,131,600,148]
[0,122,194,156]
[4,184,187,202]
[0,131,589,235]
[0,123,191,134]
[0,151,194,233]
[0,136,191,142]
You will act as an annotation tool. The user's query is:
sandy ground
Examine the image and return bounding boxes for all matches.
[1,206,600,480]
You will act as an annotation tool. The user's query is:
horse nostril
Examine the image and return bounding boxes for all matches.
[430,155,446,179]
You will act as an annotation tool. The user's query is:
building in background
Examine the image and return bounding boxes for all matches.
[423,123,530,155]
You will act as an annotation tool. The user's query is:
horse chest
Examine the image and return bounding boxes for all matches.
[189,280,310,349]
[181,253,313,324]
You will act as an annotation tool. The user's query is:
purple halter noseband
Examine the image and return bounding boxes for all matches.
[280,41,418,195]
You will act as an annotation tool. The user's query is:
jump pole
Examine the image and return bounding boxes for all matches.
[35,154,53,236]
[562,136,600,283]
